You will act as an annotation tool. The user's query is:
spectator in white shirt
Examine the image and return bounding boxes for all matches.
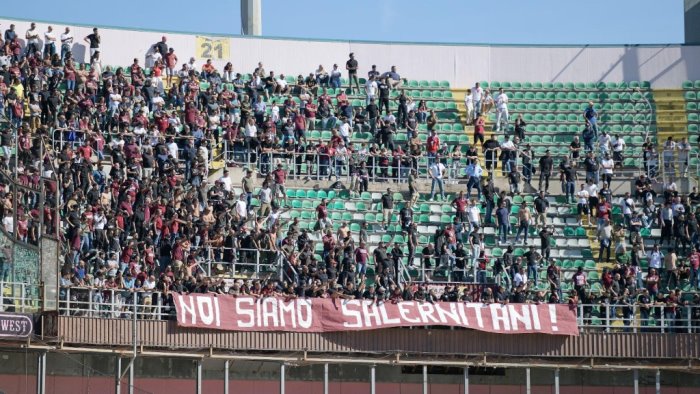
[429,161,446,201]
[275,74,289,95]
[612,135,626,168]
[43,25,57,57]
[464,89,474,124]
[365,75,378,105]
[600,153,614,185]
[25,22,40,55]
[495,88,509,132]
[471,82,483,120]
[598,132,611,155]
[513,267,528,288]
[219,169,232,193]
[60,27,74,62]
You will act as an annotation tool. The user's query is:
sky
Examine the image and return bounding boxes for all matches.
[0,0,685,45]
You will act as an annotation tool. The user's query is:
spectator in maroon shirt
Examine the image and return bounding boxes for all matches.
[271,164,288,208]
[316,198,332,231]
[451,191,468,223]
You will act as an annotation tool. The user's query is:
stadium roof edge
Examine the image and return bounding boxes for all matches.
[0,14,689,48]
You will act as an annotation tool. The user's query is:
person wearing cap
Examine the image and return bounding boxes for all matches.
[345,52,359,94]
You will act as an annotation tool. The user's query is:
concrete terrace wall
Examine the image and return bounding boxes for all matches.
[0,17,698,88]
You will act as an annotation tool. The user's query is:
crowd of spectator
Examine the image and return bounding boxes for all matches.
[0,22,699,331]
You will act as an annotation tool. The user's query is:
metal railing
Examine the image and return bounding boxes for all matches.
[658,151,694,184]
[195,247,283,280]
[576,302,700,334]
[52,286,700,334]
[0,281,43,313]
[223,141,465,182]
[59,286,170,319]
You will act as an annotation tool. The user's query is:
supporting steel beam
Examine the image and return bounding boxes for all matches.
[128,358,134,394]
[370,365,376,394]
[633,369,639,394]
[656,369,661,394]
[422,365,428,394]
[37,351,46,394]
[195,360,202,394]
[323,363,329,394]
[526,367,531,394]
[224,360,230,394]
[280,363,286,394]
[463,366,469,394]
[115,357,121,394]
[554,368,560,394]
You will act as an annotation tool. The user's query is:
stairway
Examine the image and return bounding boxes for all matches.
[654,89,687,144]
[451,88,494,177]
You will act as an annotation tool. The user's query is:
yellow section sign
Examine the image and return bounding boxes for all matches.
[195,36,230,60]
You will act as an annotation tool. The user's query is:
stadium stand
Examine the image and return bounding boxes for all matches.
[0,20,698,338]
[1,14,700,394]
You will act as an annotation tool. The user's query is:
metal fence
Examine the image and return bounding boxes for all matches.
[576,302,700,334]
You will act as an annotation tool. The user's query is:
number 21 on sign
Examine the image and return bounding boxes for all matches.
[196,37,230,60]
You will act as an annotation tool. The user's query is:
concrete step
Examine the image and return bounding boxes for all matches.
[652,89,685,99]
[657,115,688,123]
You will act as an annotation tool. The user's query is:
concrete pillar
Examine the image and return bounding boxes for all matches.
[224,360,230,394]
[241,0,262,36]
[280,363,286,394]
[686,0,700,44]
